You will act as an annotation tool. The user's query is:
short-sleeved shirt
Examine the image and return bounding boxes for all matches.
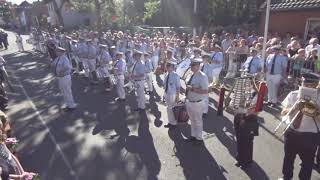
[100,50,111,65]
[51,55,72,77]
[211,51,224,68]
[77,43,88,58]
[242,56,262,74]
[88,45,97,59]
[266,54,288,75]
[144,58,153,73]
[132,60,145,81]
[164,71,180,95]
[114,59,126,75]
[282,90,320,133]
[201,63,214,78]
[186,71,209,101]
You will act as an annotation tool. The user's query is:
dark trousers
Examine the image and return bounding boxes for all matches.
[282,129,318,180]
[316,145,320,165]
[236,133,254,165]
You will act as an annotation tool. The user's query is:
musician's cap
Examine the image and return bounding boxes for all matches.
[86,39,92,42]
[272,45,282,51]
[133,49,143,55]
[116,51,124,55]
[110,46,116,49]
[143,52,151,56]
[72,39,78,43]
[167,60,177,66]
[65,36,72,40]
[201,51,211,58]
[56,47,66,52]
[250,47,258,52]
[99,44,108,48]
[193,47,202,52]
[302,73,320,84]
[191,58,203,64]
[166,47,175,53]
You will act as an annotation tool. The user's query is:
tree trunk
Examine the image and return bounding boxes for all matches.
[95,0,102,34]
[52,0,65,27]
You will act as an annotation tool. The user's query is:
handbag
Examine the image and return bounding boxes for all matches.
[173,102,189,123]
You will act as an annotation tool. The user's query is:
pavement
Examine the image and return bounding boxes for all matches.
[1,30,319,180]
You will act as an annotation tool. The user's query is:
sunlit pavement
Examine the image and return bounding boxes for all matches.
[0,30,319,180]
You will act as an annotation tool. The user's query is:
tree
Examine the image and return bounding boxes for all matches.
[143,0,160,22]
[43,0,71,27]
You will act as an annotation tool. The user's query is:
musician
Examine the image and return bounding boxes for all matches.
[144,52,154,95]
[76,37,89,77]
[98,44,112,91]
[265,45,288,107]
[279,73,320,180]
[185,58,209,144]
[242,47,262,74]
[163,60,180,129]
[131,50,146,111]
[51,47,77,111]
[87,39,99,84]
[15,33,24,52]
[211,45,224,86]
[201,52,214,118]
[114,52,126,102]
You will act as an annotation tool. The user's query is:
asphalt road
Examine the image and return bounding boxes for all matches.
[0,30,319,180]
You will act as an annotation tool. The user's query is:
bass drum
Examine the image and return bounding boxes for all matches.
[176,58,191,79]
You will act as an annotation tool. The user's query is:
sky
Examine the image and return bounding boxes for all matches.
[6,0,37,5]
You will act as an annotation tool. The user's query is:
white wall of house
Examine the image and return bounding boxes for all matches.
[47,0,95,28]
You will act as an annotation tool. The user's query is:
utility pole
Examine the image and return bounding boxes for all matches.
[262,0,271,69]
[193,0,197,38]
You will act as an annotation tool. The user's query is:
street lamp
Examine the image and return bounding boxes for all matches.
[193,0,197,38]
[262,0,271,67]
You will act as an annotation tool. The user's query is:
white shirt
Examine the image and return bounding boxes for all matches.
[282,90,320,133]
[164,71,180,95]
[305,44,320,58]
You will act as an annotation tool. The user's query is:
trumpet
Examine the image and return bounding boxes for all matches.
[274,99,319,136]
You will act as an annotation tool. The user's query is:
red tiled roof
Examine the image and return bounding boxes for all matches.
[260,0,320,11]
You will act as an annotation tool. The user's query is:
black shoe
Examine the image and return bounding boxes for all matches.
[116,98,126,102]
[240,162,252,169]
[264,102,271,105]
[185,136,196,142]
[202,113,208,118]
[134,108,145,112]
[63,107,76,112]
[234,162,241,167]
[164,123,176,129]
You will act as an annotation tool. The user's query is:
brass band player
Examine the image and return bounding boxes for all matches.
[279,73,320,180]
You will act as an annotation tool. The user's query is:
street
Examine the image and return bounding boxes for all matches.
[1,31,319,180]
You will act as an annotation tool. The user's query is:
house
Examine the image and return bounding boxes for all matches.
[259,0,320,39]
[46,0,95,29]
[15,1,32,30]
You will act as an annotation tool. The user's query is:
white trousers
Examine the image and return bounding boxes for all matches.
[57,75,76,108]
[266,74,282,104]
[203,96,209,114]
[226,60,237,78]
[17,42,24,52]
[145,72,153,92]
[212,67,223,84]
[135,80,146,109]
[186,100,205,140]
[165,93,177,125]
[151,56,159,72]
[97,64,110,78]
[80,58,89,77]
[87,59,96,73]
[116,75,125,99]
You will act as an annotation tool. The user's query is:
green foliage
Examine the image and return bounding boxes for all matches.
[143,0,160,22]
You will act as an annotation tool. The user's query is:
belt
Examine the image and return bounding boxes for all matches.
[189,100,202,103]
[56,74,70,78]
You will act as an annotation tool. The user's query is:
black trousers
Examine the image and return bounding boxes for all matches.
[236,133,254,165]
[282,129,318,180]
[316,146,320,164]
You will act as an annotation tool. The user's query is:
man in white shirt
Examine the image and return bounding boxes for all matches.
[279,73,320,180]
